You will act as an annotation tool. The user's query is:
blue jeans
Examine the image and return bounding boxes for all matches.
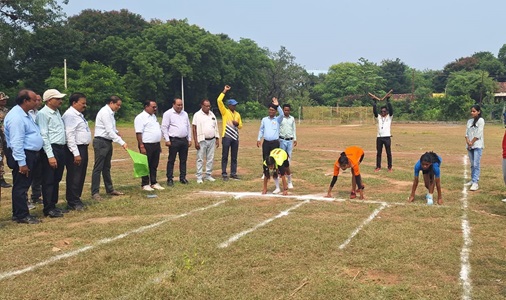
[468,148,482,183]
[279,139,294,159]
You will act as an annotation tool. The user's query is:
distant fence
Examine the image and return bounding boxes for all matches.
[301,106,374,124]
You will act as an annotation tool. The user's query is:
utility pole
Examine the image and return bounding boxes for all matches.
[411,69,415,101]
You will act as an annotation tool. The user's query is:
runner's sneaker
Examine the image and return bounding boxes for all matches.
[205,176,216,182]
[287,182,294,189]
[272,188,281,194]
[426,193,433,205]
[142,185,154,191]
[196,178,203,184]
[502,198,506,203]
[464,181,473,186]
[151,183,165,190]
[350,191,357,199]
[470,183,479,191]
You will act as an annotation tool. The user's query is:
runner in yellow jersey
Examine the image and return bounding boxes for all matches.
[262,148,291,195]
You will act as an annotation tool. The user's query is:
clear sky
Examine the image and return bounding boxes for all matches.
[61,0,506,71]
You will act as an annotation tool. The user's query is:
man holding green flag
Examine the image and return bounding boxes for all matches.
[134,100,164,191]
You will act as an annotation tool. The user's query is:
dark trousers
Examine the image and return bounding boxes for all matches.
[91,137,114,195]
[65,145,88,207]
[141,142,161,186]
[41,145,66,215]
[376,136,392,169]
[166,137,188,180]
[30,155,42,201]
[221,137,239,177]
[5,148,39,220]
[262,140,280,161]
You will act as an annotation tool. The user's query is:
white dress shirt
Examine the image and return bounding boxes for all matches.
[94,105,125,145]
[62,106,92,156]
[134,110,162,143]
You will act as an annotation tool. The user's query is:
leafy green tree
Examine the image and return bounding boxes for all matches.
[380,58,410,93]
[259,46,309,106]
[67,9,150,63]
[15,24,84,93]
[472,51,505,78]
[314,59,384,106]
[219,37,270,104]
[446,70,496,104]
[498,44,506,68]
[0,0,68,89]
[45,61,140,119]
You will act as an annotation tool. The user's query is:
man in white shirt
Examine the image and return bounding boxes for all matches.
[161,98,192,186]
[371,93,394,172]
[91,96,128,200]
[192,99,219,184]
[62,93,92,210]
[134,100,164,191]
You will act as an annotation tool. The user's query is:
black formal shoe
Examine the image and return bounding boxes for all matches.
[44,209,64,218]
[68,204,85,211]
[0,179,12,188]
[167,179,174,186]
[16,215,41,224]
[230,175,240,180]
[55,207,70,214]
[180,179,189,184]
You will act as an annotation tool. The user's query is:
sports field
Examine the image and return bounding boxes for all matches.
[0,121,505,299]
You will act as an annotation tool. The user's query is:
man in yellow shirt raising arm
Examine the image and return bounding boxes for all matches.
[217,85,243,181]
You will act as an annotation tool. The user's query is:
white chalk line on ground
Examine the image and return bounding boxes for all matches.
[338,203,388,250]
[218,200,310,248]
[460,156,472,300]
[0,200,226,281]
[203,191,388,250]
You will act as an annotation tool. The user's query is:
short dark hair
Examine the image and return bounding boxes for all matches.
[16,89,32,105]
[268,103,277,110]
[200,99,210,105]
[107,95,122,104]
[143,100,155,108]
[69,93,86,106]
[283,104,291,109]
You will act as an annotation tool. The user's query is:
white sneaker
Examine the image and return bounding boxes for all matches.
[151,183,165,190]
[205,176,216,182]
[464,181,473,186]
[272,188,281,194]
[426,194,433,206]
[261,174,265,179]
[196,178,203,184]
[142,185,155,191]
[502,199,506,203]
[287,182,294,189]
[470,183,479,191]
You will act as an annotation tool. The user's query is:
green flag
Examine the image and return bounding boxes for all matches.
[127,149,149,178]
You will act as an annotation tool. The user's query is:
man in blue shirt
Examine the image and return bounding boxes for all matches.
[4,90,44,224]
[257,97,283,174]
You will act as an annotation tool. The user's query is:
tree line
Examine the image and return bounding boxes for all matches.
[1,1,506,121]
